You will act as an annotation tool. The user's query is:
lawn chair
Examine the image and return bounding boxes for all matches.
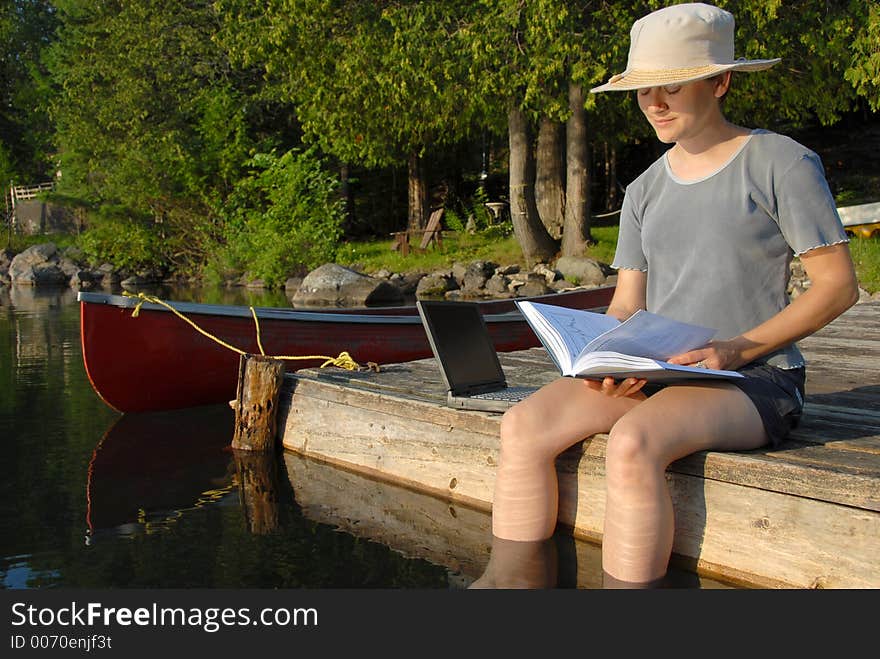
[390,207,445,257]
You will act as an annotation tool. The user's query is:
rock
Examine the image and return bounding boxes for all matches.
[9,243,69,286]
[460,260,497,292]
[11,263,68,286]
[392,270,427,295]
[495,264,521,276]
[0,248,15,268]
[515,278,554,297]
[293,263,403,306]
[69,271,96,289]
[532,263,560,284]
[121,274,158,289]
[484,274,510,295]
[549,279,579,291]
[58,257,82,278]
[415,272,457,298]
[554,256,607,287]
[451,262,468,282]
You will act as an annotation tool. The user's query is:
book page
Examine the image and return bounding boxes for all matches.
[519,302,620,371]
[580,309,716,361]
[573,350,742,379]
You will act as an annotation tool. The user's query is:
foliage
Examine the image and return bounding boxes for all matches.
[219,0,486,168]
[75,209,166,272]
[443,187,500,234]
[5,231,77,254]
[1,0,876,282]
[209,148,345,287]
[0,0,57,183]
[44,0,268,270]
[844,0,880,112]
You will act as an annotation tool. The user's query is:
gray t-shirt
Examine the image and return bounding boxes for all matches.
[611,129,849,369]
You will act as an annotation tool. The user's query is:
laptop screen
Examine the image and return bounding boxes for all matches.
[417,300,507,393]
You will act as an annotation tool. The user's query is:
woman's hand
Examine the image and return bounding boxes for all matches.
[666,338,749,371]
[583,376,649,399]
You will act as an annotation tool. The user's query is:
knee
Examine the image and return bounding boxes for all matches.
[605,422,663,487]
[499,403,551,461]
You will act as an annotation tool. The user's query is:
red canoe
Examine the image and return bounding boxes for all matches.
[78,285,615,413]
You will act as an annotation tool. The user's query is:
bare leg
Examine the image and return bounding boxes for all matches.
[468,536,558,589]
[601,382,767,584]
[491,377,643,541]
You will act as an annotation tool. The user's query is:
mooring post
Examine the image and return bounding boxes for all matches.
[231,353,286,451]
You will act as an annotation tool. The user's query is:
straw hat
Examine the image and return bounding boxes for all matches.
[590,3,780,93]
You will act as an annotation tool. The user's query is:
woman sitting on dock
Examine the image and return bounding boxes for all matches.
[476,2,859,588]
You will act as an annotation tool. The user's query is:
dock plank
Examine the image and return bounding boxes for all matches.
[278,301,880,588]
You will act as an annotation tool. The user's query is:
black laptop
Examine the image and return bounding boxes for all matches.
[416,299,538,412]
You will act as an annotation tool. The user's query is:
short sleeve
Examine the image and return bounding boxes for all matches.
[777,153,849,256]
[611,187,648,271]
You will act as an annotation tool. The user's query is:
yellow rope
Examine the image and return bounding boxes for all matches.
[122,291,364,371]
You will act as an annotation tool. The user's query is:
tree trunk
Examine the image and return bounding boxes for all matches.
[605,142,619,211]
[508,106,558,267]
[535,116,565,240]
[407,151,427,231]
[339,163,355,233]
[562,83,593,256]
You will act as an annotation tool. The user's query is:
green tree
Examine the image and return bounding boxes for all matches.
[211,148,345,287]
[0,0,57,185]
[44,0,260,272]
[219,0,487,232]
[845,0,880,112]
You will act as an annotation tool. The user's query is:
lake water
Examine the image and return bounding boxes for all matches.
[0,284,736,589]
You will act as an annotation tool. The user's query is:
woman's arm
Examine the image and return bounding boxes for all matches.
[669,243,859,370]
[605,269,648,322]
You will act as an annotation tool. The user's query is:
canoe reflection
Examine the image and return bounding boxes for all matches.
[85,404,236,540]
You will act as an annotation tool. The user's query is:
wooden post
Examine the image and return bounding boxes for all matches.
[231,353,285,451]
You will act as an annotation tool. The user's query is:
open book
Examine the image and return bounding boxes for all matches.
[515,300,743,382]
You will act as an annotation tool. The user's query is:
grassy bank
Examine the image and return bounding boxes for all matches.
[338,225,880,295]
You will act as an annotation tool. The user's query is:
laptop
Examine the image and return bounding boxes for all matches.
[416,299,539,412]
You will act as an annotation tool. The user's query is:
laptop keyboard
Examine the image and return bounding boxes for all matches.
[470,386,536,402]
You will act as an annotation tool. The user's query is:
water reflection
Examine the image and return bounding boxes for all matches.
[468,537,558,589]
[85,404,236,541]
[1,285,451,588]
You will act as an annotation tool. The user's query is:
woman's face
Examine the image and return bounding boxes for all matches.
[636,74,729,145]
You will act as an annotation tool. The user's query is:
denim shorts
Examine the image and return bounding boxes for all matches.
[643,363,806,448]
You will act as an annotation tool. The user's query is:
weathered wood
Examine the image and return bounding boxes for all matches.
[231,353,285,451]
[390,207,445,256]
[282,451,732,588]
[278,301,880,588]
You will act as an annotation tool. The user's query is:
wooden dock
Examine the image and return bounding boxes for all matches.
[278,301,880,589]
[283,450,734,588]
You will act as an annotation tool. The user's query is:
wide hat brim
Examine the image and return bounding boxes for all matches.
[590,58,780,93]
